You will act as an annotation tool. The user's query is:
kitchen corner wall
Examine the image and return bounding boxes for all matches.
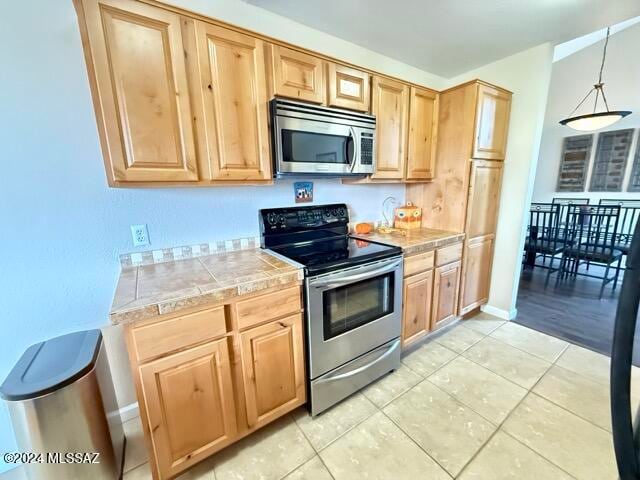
[446,44,555,319]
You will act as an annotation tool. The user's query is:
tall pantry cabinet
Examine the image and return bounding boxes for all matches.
[407,80,512,317]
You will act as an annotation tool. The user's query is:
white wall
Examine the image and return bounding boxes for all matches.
[533,23,640,205]
[0,0,428,472]
[446,44,556,319]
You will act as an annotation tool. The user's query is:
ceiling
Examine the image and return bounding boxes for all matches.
[242,0,640,78]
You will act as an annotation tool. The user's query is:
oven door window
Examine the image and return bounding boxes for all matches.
[282,129,354,164]
[322,273,394,340]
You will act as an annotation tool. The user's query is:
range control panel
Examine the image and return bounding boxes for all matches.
[259,204,349,235]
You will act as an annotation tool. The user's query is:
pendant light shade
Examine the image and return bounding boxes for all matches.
[559,27,631,131]
[559,110,631,131]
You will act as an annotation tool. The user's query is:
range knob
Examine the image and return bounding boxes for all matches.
[266,213,278,225]
[331,209,338,217]
[338,207,346,217]
[278,214,286,224]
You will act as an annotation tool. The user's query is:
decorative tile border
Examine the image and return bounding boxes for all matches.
[119,236,261,267]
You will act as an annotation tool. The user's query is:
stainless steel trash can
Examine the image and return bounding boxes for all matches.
[0,330,125,480]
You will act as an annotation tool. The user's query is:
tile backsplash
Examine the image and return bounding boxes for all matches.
[119,236,261,268]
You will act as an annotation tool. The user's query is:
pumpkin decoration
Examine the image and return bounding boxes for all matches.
[394,202,422,230]
[354,222,373,234]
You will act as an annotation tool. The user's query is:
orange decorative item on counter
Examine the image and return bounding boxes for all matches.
[394,202,422,230]
[354,222,373,234]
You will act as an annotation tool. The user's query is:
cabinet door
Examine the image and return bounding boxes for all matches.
[240,314,305,429]
[459,237,494,315]
[432,261,461,329]
[370,76,409,180]
[465,160,504,239]
[140,339,237,479]
[473,84,511,160]
[402,270,433,348]
[406,87,438,180]
[79,0,198,184]
[194,22,271,180]
[327,63,370,112]
[269,45,325,104]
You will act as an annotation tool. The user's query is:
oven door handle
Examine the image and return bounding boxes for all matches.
[310,258,402,289]
[315,339,400,385]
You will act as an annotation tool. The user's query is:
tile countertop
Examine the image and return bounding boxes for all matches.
[352,228,465,256]
[110,249,303,325]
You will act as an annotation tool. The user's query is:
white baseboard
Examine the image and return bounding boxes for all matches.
[108,402,139,424]
[481,304,518,320]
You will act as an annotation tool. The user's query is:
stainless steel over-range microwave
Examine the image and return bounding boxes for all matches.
[270,99,376,177]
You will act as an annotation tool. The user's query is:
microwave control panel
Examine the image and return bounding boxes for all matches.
[360,132,374,166]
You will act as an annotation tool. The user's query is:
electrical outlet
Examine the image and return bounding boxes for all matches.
[130,224,150,247]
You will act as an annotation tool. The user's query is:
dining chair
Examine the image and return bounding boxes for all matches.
[559,205,623,298]
[523,203,564,282]
[599,199,640,257]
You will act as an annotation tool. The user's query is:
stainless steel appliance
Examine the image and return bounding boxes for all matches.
[270,99,376,177]
[259,204,402,415]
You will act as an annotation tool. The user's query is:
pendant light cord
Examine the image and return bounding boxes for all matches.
[566,26,612,117]
[598,27,610,85]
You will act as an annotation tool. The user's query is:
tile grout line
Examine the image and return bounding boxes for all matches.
[378,408,455,479]
[453,360,556,478]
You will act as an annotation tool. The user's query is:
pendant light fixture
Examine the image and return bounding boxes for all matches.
[559,27,631,131]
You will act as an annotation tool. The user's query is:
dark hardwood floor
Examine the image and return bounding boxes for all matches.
[515,263,640,365]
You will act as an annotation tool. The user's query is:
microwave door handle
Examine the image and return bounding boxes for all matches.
[348,127,358,172]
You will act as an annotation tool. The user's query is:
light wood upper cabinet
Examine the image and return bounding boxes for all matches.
[327,63,370,112]
[269,45,325,104]
[406,86,438,180]
[402,270,433,348]
[473,84,511,160]
[191,22,271,181]
[370,76,409,180]
[77,0,199,184]
[432,261,461,329]
[239,314,305,429]
[140,338,236,478]
[465,160,504,238]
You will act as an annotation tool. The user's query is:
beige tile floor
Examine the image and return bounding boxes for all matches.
[3,315,630,480]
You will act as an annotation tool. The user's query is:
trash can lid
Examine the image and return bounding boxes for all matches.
[0,330,102,401]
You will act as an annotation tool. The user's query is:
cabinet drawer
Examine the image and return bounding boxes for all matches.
[235,286,301,331]
[403,250,435,277]
[436,242,463,266]
[131,307,227,363]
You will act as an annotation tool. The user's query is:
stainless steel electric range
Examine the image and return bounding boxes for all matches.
[259,203,403,415]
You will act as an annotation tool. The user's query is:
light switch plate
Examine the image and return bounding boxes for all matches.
[130,224,150,247]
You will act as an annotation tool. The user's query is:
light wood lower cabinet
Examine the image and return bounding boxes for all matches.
[432,261,461,329]
[126,285,305,479]
[459,236,494,315]
[239,314,305,429]
[139,339,237,478]
[402,270,433,348]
